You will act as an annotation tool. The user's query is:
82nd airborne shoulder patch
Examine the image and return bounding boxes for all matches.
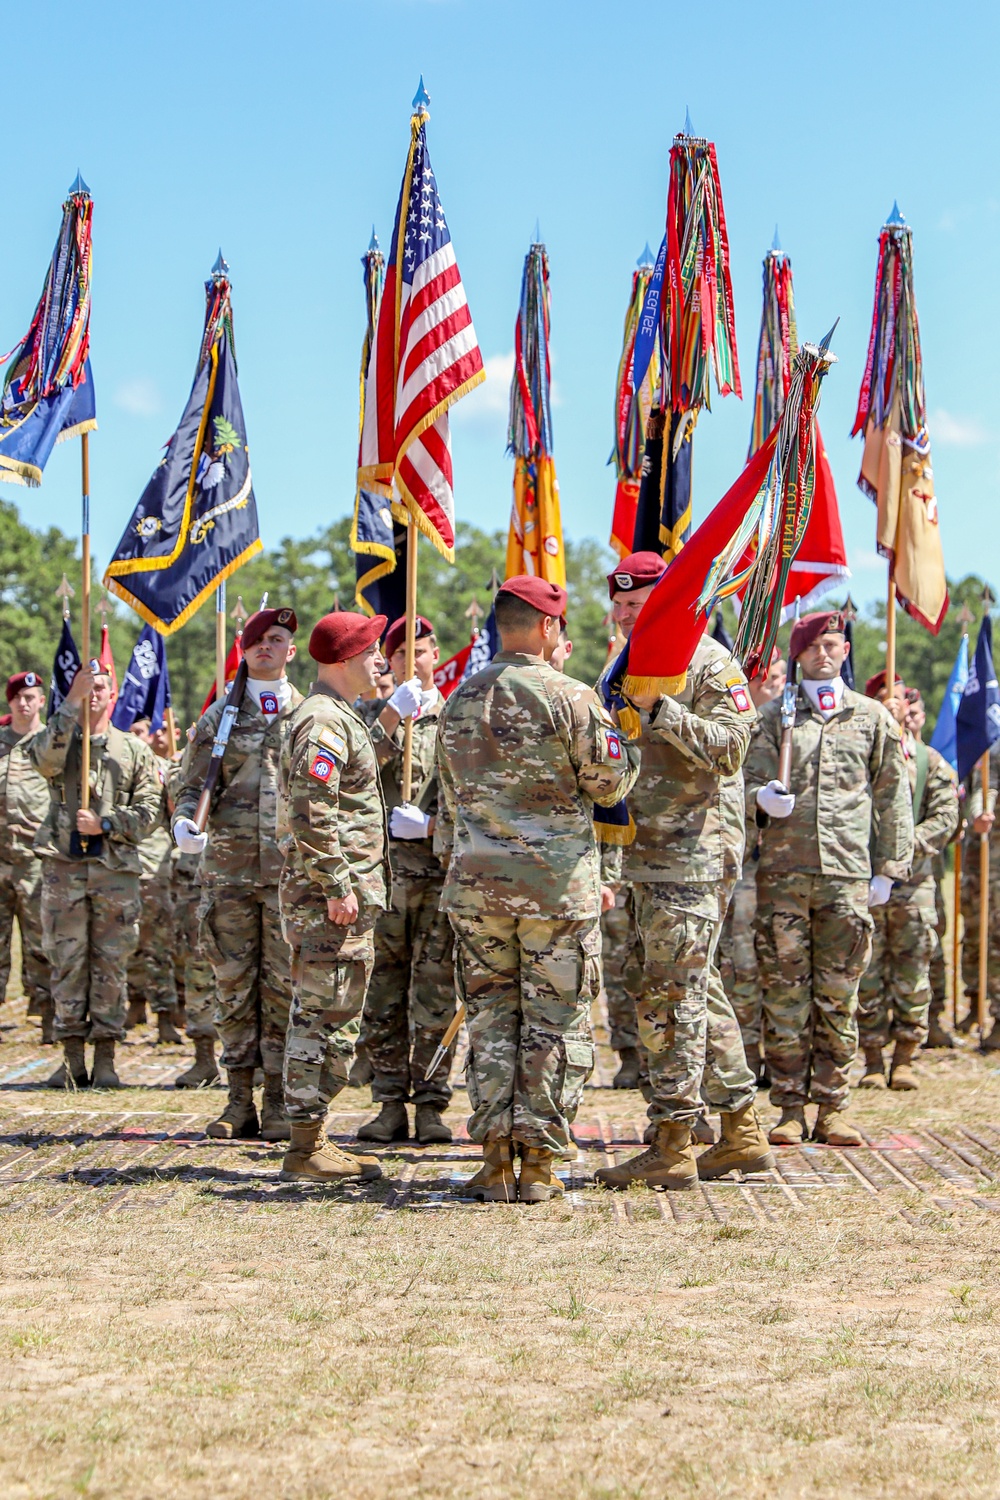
[726,677,752,713]
[308,753,334,783]
[606,728,623,760]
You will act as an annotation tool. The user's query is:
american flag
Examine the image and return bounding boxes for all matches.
[358,103,484,561]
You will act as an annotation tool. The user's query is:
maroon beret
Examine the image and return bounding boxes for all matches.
[864,669,903,699]
[607,551,667,599]
[242,607,298,652]
[497,575,568,620]
[788,610,846,661]
[6,671,44,703]
[383,614,435,662]
[309,612,387,665]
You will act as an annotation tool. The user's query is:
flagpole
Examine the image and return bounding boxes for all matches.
[977,585,996,1042]
[401,518,418,802]
[215,582,227,703]
[953,836,963,1028]
[165,706,179,758]
[80,432,92,828]
[885,577,897,697]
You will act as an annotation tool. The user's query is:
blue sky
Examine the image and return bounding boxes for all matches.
[3,0,997,618]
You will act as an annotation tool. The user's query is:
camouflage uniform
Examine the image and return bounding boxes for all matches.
[29,705,161,1040]
[857,738,958,1048]
[0,725,52,1017]
[174,687,303,1073]
[927,852,949,1029]
[745,688,914,1110]
[623,636,757,1126]
[279,685,389,1123]
[164,762,214,1039]
[354,692,456,1106]
[436,652,640,1152]
[127,760,178,1016]
[600,885,642,1052]
[961,743,1000,1019]
[717,859,761,1060]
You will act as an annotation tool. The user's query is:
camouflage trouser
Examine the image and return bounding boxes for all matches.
[600,886,644,1054]
[127,872,177,1014]
[0,856,50,1014]
[360,870,456,1107]
[755,872,873,1111]
[631,880,755,1126]
[717,870,761,1056]
[857,878,936,1048]
[198,884,290,1073]
[40,858,141,1042]
[449,912,598,1153]
[281,896,376,1125]
[173,875,216,1039]
[961,841,1000,1018]
[929,874,947,1020]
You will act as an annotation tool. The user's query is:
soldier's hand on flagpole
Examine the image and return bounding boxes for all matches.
[76,809,102,836]
[328,892,359,926]
[757,780,795,818]
[65,665,95,706]
[627,689,660,712]
[600,884,616,913]
[390,804,430,840]
[387,677,422,719]
[173,817,208,855]
[974,811,995,836]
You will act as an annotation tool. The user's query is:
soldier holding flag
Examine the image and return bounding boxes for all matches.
[0,673,54,1042]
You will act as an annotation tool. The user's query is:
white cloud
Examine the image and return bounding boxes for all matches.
[930,408,989,447]
[113,378,163,418]
[452,351,513,431]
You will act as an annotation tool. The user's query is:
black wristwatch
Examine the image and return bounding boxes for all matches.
[100,817,113,835]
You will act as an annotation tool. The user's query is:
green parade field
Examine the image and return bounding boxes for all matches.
[2,981,1000,1500]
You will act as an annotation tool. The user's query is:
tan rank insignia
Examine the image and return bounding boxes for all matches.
[317,725,347,760]
[726,676,752,713]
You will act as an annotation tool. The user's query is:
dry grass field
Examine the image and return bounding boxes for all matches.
[3,983,1000,1500]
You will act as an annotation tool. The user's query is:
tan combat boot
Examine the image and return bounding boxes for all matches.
[858,1043,887,1089]
[465,1138,517,1202]
[697,1102,776,1179]
[90,1039,122,1089]
[691,1115,716,1146]
[889,1039,920,1090]
[414,1104,453,1144]
[594,1122,697,1191]
[38,1001,56,1046]
[156,1010,183,1045]
[280,1122,382,1182]
[612,1047,643,1089]
[768,1107,807,1146]
[259,1072,292,1141]
[174,1037,220,1088]
[813,1106,863,1146]
[517,1146,565,1203]
[924,1000,955,1049]
[46,1037,89,1089]
[125,997,146,1030]
[206,1067,260,1139]
[357,1101,409,1142]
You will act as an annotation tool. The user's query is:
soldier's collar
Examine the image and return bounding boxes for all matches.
[494,650,546,665]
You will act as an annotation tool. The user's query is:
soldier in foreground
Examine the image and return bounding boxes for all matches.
[125,718,182,1043]
[743,611,914,1146]
[857,671,958,1089]
[173,609,302,1139]
[278,611,389,1184]
[436,575,640,1203]
[355,613,456,1146]
[167,752,218,1087]
[595,612,772,1191]
[0,672,53,1042]
[31,665,161,1087]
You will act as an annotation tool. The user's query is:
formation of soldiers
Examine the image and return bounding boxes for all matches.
[1,562,992,1201]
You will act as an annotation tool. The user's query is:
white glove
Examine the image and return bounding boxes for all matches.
[868,875,893,908]
[173,816,208,855]
[756,780,796,819]
[387,677,422,719]
[391,803,430,840]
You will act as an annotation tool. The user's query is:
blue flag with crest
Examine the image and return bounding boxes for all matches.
[956,617,1000,782]
[48,619,81,715]
[930,634,970,772]
[111,625,172,732]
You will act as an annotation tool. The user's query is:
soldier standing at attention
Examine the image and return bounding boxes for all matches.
[436,576,641,1203]
[124,718,183,1044]
[959,739,1000,1048]
[355,613,456,1147]
[31,665,161,1088]
[743,611,914,1146]
[595,615,773,1192]
[167,750,219,1088]
[172,608,302,1140]
[0,673,54,1043]
[857,671,958,1089]
[278,611,390,1184]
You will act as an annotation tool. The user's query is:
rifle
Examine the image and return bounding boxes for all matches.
[777,665,797,791]
[193,657,249,833]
